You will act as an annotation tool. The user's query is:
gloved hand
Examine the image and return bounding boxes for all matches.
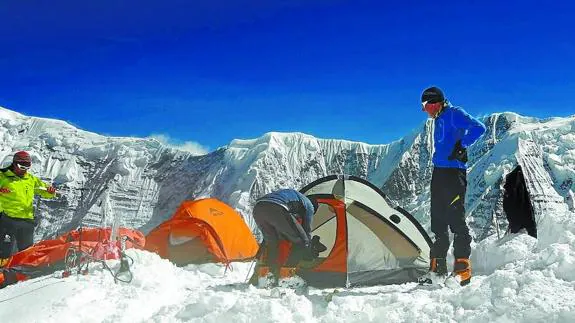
[311,235,327,254]
[448,140,468,163]
[302,235,327,261]
[47,186,56,194]
[0,188,10,194]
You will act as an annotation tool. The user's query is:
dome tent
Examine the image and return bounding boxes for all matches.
[297,175,432,287]
[145,198,258,266]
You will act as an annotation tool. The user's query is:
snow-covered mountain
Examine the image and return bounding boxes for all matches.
[1,106,574,244]
[2,106,575,322]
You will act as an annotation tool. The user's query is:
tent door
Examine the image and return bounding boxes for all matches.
[503,166,537,238]
[168,237,215,265]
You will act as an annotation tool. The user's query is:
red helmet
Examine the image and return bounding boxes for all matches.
[13,151,32,166]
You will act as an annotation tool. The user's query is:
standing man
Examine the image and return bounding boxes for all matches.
[250,188,325,287]
[0,151,56,264]
[418,87,486,286]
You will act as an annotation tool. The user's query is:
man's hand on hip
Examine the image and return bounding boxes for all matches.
[448,140,468,163]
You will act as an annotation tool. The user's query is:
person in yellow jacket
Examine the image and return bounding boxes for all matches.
[0,151,56,263]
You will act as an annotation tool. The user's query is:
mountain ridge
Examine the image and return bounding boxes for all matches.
[1,106,573,242]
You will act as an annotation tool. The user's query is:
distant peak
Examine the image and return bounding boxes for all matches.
[0,106,26,120]
[229,131,316,148]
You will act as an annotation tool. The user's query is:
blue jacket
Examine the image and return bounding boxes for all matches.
[256,189,315,238]
[433,105,486,169]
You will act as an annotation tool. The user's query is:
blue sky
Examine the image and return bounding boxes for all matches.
[1,1,574,154]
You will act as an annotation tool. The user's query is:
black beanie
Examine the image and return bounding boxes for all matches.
[421,86,445,103]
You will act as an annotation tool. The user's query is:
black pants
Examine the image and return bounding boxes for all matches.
[252,202,309,267]
[0,214,35,258]
[430,167,472,259]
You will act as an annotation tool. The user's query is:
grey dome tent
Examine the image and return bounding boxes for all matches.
[297,175,432,287]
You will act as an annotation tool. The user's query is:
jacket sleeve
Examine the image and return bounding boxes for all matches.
[33,176,55,199]
[453,107,486,148]
[302,202,314,241]
[291,216,311,247]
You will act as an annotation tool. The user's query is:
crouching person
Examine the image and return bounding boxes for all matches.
[249,189,326,288]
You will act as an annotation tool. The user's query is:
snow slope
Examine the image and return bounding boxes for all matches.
[1,229,574,322]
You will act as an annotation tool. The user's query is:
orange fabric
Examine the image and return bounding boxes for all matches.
[255,240,293,267]
[277,240,292,266]
[311,198,348,273]
[5,227,145,268]
[0,227,144,288]
[59,228,144,246]
[145,198,258,264]
[143,218,198,258]
[0,271,28,286]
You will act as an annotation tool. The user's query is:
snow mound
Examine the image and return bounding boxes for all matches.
[1,233,575,323]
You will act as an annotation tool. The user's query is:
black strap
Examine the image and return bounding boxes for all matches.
[63,239,134,284]
[101,251,134,284]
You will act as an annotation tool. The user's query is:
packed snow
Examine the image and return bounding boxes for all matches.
[2,223,575,322]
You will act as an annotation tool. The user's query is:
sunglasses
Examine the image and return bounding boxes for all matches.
[17,163,31,171]
[421,100,442,111]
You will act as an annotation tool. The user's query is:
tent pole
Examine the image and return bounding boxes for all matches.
[244,260,256,283]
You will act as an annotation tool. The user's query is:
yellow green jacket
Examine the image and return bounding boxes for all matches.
[0,169,55,220]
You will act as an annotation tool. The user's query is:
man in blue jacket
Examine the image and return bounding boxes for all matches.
[418,86,486,286]
[250,189,324,286]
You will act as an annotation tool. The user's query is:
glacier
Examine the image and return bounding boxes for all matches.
[1,106,574,244]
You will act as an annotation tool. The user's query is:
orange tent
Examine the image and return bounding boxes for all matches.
[0,227,145,288]
[144,198,258,265]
